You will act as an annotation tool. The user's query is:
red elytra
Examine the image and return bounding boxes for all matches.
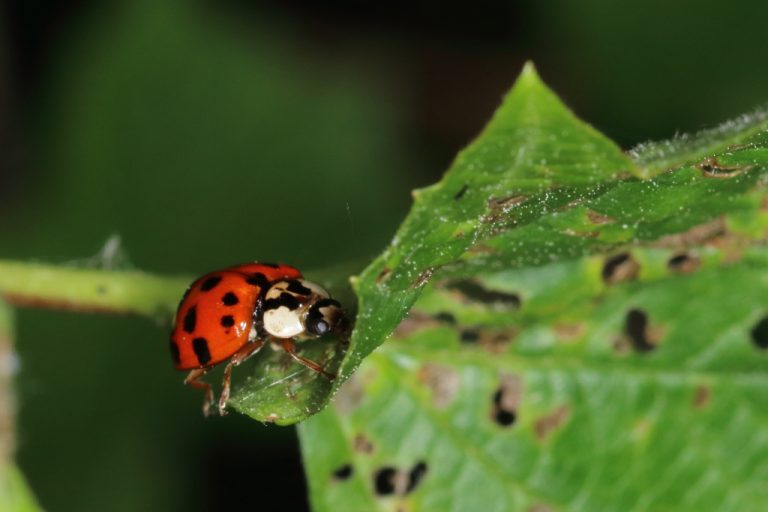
[169,262,344,416]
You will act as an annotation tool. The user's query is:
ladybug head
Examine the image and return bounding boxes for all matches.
[262,279,345,339]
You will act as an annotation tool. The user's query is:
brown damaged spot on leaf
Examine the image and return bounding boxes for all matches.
[393,310,438,338]
[586,209,616,225]
[491,373,523,427]
[418,362,459,408]
[553,323,585,342]
[412,266,441,289]
[561,228,599,238]
[602,252,640,284]
[697,156,752,178]
[482,194,528,224]
[693,385,711,409]
[667,252,701,274]
[353,433,375,455]
[376,267,392,284]
[334,374,365,414]
[654,217,726,248]
[527,505,554,512]
[534,405,571,440]
[466,243,500,256]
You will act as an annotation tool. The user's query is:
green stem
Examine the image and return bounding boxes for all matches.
[0,260,190,320]
[0,301,13,474]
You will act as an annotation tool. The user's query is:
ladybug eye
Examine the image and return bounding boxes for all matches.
[306,318,330,336]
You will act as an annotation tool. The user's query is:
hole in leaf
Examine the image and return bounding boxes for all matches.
[444,279,521,309]
[667,252,700,273]
[454,184,469,200]
[625,309,656,352]
[750,316,768,349]
[602,252,639,284]
[491,374,522,428]
[405,462,428,494]
[374,467,398,496]
[333,464,353,481]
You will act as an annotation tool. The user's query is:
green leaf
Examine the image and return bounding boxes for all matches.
[0,465,42,512]
[231,62,638,424]
[299,63,768,510]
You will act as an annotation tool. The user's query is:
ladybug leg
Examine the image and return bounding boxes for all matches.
[279,339,335,380]
[218,339,265,416]
[184,369,213,417]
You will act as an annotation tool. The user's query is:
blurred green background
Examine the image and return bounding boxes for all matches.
[1,1,767,510]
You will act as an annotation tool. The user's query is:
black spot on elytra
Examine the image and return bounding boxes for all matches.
[444,280,521,309]
[373,467,397,496]
[246,272,269,289]
[434,311,456,325]
[220,315,235,328]
[454,184,468,200]
[625,309,655,352]
[602,252,639,283]
[287,280,312,295]
[460,329,479,343]
[183,305,197,333]
[200,275,222,292]
[222,292,239,306]
[492,388,517,426]
[405,462,428,494]
[332,464,353,481]
[169,340,180,365]
[192,337,211,365]
[750,316,768,349]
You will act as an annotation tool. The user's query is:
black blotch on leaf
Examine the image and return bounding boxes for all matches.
[332,464,353,481]
[460,329,479,343]
[750,316,768,349]
[667,252,700,273]
[200,275,222,292]
[445,279,521,309]
[373,467,397,496]
[405,462,428,494]
[602,252,639,284]
[492,389,517,427]
[625,309,655,352]
[454,184,469,200]
[434,311,456,325]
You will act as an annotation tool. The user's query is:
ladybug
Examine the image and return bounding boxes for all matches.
[170,262,347,416]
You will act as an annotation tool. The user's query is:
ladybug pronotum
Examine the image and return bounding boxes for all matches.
[169,262,347,416]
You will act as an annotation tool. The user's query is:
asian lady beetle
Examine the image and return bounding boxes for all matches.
[170,262,347,416]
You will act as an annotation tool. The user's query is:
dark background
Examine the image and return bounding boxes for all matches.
[2,1,767,510]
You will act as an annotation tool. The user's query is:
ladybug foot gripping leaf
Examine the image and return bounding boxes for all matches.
[169,262,348,416]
